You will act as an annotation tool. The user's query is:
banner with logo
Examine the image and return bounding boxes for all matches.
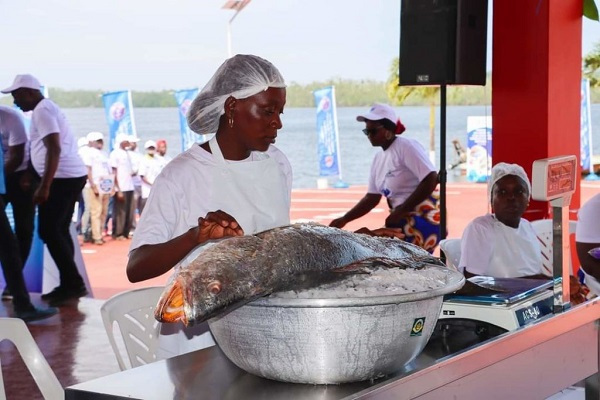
[174,88,206,152]
[581,78,594,171]
[102,90,136,151]
[466,116,493,183]
[313,86,342,178]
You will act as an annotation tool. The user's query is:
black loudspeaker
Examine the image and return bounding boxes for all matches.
[399,0,488,86]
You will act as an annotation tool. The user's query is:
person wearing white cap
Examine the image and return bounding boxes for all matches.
[458,162,546,278]
[126,55,402,358]
[329,103,440,253]
[77,136,92,240]
[137,139,165,214]
[81,132,113,245]
[0,105,35,300]
[109,133,135,240]
[2,73,88,306]
[127,135,142,231]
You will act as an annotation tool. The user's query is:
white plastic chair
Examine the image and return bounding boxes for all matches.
[530,219,577,277]
[100,286,165,370]
[0,318,64,400]
[439,238,462,270]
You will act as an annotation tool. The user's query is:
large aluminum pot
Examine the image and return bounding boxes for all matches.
[208,264,464,384]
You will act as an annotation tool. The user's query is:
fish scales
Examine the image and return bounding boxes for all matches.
[156,223,444,325]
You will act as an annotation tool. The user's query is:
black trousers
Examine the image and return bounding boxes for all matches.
[112,190,135,238]
[37,176,87,290]
[0,196,33,311]
[2,170,35,264]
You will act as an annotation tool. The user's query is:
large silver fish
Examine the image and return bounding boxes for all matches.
[155,223,445,326]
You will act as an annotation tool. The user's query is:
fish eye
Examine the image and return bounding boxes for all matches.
[207,281,222,295]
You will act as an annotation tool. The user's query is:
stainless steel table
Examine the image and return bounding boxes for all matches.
[66,298,600,400]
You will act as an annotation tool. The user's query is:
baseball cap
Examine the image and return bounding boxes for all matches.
[87,131,104,142]
[1,74,42,94]
[144,140,157,149]
[356,103,398,124]
[77,137,89,148]
[127,135,140,143]
[116,133,130,145]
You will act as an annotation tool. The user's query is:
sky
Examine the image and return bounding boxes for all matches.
[1,0,599,92]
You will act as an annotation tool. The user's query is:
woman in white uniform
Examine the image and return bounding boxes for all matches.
[329,103,440,253]
[458,163,546,278]
[126,55,401,358]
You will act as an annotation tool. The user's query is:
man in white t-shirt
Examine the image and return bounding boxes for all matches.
[77,136,92,241]
[156,139,172,164]
[576,193,600,296]
[138,140,166,214]
[81,132,113,245]
[2,74,88,306]
[127,135,142,231]
[0,105,35,300]
[109,134,135,240]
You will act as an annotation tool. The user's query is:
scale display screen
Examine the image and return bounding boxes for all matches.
[514,295,553,327]
[531,155,577,201]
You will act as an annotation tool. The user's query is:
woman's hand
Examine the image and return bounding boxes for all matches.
[329,216,348,229]
[385,207,409,227]
[196,210,244,243]
[355,227,405,239]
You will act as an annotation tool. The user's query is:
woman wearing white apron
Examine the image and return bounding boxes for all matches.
[458,163,547,279]
[127,55,291,357]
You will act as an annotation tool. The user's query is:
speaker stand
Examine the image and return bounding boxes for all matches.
[440,83,447,241]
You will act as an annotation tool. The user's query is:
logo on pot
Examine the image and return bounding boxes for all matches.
[410,317,425,336]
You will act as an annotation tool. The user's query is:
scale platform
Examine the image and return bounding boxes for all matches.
[437,276,554,334]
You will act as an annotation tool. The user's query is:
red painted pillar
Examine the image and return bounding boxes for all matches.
[492,0,582,220]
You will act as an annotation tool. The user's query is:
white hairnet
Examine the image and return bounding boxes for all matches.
[187,54,286,134]
[488,162,532,200]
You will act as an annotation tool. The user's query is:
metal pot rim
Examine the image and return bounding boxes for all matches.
[247,264,465,308]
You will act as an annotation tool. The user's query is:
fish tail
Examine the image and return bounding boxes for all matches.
[155,280,188,325]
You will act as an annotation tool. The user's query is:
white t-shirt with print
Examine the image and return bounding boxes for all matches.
[367,136,436,208]
[129,144,292,253]
[0,105,29,172]
[29,99,86,178]
[82,147,112,185]
[459,213,543,278]
[576,194,600,295]
[109,148,135,192]
[138,154,167,199]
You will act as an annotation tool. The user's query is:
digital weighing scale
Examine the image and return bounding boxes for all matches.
[438,277,554,333]
[437,155,577,335]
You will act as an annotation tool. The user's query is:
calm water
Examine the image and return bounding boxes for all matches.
[63,105,600,189]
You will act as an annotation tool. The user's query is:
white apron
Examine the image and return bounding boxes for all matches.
[157,137,290,359]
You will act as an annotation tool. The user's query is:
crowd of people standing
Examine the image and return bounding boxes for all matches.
[0,73,171,322]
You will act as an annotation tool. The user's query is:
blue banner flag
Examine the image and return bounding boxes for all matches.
[313,86,342,179]
[581,79,594,171]
[174,88,206,152]
[102,90,136,151]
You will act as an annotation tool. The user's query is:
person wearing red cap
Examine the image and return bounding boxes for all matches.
[330,103,440,253]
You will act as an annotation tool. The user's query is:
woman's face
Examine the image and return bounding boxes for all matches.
[363,120,391,148]
[233,87,286,152]
[491,175,529,228]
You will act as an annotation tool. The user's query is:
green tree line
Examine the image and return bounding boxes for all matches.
[2,41,599,108]
[3,81,596,108]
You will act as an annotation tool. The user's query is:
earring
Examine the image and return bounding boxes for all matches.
[228,115,234,128]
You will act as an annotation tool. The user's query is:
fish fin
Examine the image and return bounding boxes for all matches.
[332,257,411,274]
